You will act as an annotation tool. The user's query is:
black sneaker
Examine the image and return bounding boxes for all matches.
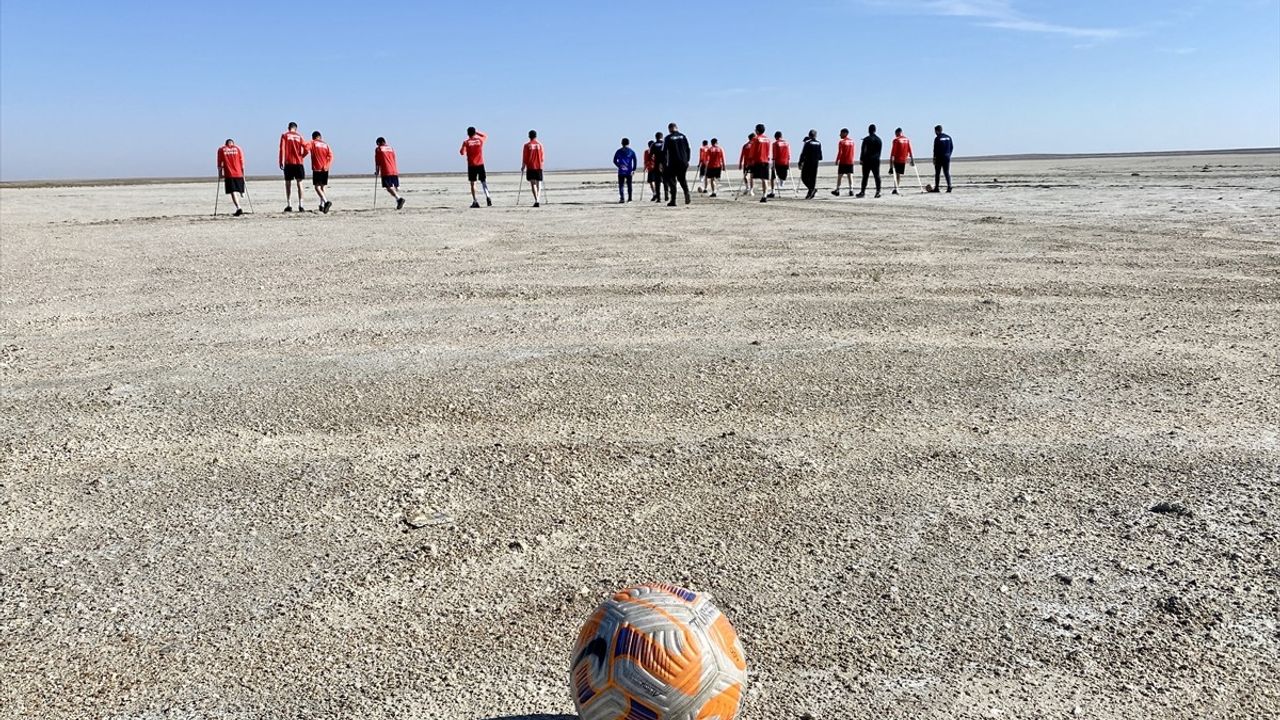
[396,197,406,210]
[874,192,881,198]
[946,188,952,193]
[667,200,676,207]
[324,200,333,212]
[709,192,717,198]
[470,201,480,208]
[283,206,292,212]
[233,208,243,216]
[619,198,626,204]
[830,189,840,196]
[486,197,492,206]
[533,202,540,208]
[855,192,865,198]
[892,189,899,195]
[759,196,767,203]
[766,192,776,199]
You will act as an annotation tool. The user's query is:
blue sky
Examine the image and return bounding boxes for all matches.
[1,0,1277,180]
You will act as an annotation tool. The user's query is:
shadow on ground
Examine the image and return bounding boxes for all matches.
[482,715,577,720]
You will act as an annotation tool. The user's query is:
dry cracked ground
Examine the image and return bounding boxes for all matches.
[1,153,1278,719]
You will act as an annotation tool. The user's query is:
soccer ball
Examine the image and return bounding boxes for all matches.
[570,583,747,720]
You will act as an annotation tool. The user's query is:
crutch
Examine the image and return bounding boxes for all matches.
[911,162,926,193]
[516,170,524,206]
[373,174,379,208]
[244,181,255,214]
[213,176,221,217]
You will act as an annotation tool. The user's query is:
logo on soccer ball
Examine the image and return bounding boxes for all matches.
[570,583,746,720]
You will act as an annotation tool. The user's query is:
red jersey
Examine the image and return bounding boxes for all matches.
[891,136,913,163]
[522,140,544,170]
[753,135,772,165]
[705,145,725,169]
[279,131,308,166]
[773,139,791,165]
[460,131,487,166]
[374,145,398,176]
[216,144,245,178]
[836,137,857,165]
[643,149,654,171]
[698,145,709,165]
[739,142,752,168]
[308,140,333,172]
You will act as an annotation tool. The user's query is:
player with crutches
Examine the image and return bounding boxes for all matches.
[216,139,246,217]
[374,137,406,210]
[889,128,916,195]
[522,130,545,207]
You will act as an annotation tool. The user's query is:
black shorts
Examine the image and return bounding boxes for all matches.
[223,177,245,195]
[313,170,330,187]
[646,170,661,183]
[773,164,789,180]
[468,164,487,182]
[706,167,722,179]
[750,163,769,180]
[526,168,543,182]
[381,175,399,189]
[697,163,706,176]
[284,163,305,181]
[893,162,906,175]
[838,163,854,175]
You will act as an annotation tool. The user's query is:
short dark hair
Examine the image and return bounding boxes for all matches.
[869,124,876,133]
[622,138,630,146]
[840,128,849,135]
[808,129,817,138]
[225,139,234,145]
[711,138,718,145]
[701,139,709,145]
[312,131,321,139]
[655,132,663,140]
[376,137,386,145]
[774,131,782,139]
[935,125,943,132]
[895,127,903,134]
[288,122,297,130]
[667,122,677,131]
[748,133,755,139]
[754,123,765,134]
[467,126,477,136]
[529,129,537,139]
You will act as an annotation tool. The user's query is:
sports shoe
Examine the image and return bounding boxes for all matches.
[283,206,292,212]
[396,197,406,210]
[874,192,881,198]
[486,197,492,206]
[470,201,480,208]
[667,200,676,207]
[759,196,767,203]
[709,192,717,198]
[847,190,854,197]
[946,188,952,193]
[892,189,899,195]
[233,208,243,216]
[831,189,840,196]
[619,198,625,204]
[533,202,540,208]
[855,192,865,198]
[766,192,775,198]
[324,200,333,212]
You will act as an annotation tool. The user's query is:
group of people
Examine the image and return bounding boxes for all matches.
[213,121,955,215]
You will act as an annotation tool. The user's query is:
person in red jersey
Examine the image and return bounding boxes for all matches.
[889,127,915,195]
[460,127,491,208]
[522,129,545,207]
[832,127,856,197]
[770,131,791,197]
[373,136,405,210]
[308,131,334,213]
[704,138,726,197]
[278,121,309,212]
[750,123,772,203]
[216,139,246,216]
[697,140,710,193]
[738,133,755,196]
[643,141,661,202]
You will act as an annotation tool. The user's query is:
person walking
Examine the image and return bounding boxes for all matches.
[770,130,791,197]
[857,124,883,198]
[460,127,491,207]
[613,138,637,203]
[374,137,406,210]
[308,131,334,213]
[797,129,822,199]
[889,128,914,195]
[697,140,710,193]
[216,139,246,216]
[644,141,661,202]
[932,125,954,193]
[704,138,725,197]
[279,121,309,212]
[651,131,668,202]
[738,133,755,196]
[832,128,856,197]
[663,122,692,206]
[521,130,545,207]
[750,123,771,203]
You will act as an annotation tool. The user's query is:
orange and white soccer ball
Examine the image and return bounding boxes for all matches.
[570,583,747,720]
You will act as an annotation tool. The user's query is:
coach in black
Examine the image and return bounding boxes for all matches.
[663,122,693,206]
[797,129,822,200]
[857,124,882,198]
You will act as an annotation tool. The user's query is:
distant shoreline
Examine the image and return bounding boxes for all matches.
[2,147,1276,189]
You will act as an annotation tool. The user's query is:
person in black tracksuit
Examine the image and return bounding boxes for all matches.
[651,131,668,202]
[663,122,692,206]
[858,124,882,198]
[797,129,822,200]
[932,124,954,193]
